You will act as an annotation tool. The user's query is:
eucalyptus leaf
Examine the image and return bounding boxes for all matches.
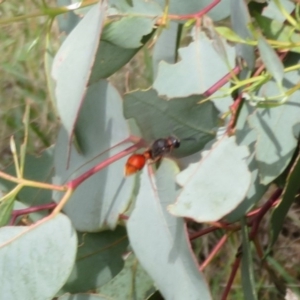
[169,136,251,222]
[61,227,128,293]
[153,0,230,21]
[248,66,300,185]
[0,214,77,300]
[127,159,212,300]
[98,253,155,299]
[102,17,155,49]
[262,0,295,22]
[52,2,106,139]
[153,22,180,78]
[230,0,255,69]
[258,36,284,87]
[56,0,81,34]
[153,32,235,98]
[226,103,268,222]
[255,14,300,54]
[53,80,134,231]
[102,0,162,49]
[124,88,219,157]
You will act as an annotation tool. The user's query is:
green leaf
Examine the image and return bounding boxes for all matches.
[154,0,230,20]
[0,147,54,221]
[110,0,160,14]
[269,152,300,248]
[52,2,106,139]
[98,253,155,299]
[266,256,300,295]
[255,14,300,54]
[124,88,219,157]
[88,40,141,84]
[0,186,21,226]
[153,22,180,77]
[258,36,284,87]
[262,0,295,22]
[102,0,162,49]
[169,136,251,222]
[127,159,212,300]
[153,32,235,98]
[0,214,77,300]
[215,26,248,44]
[102,17,155,48]
[54,80,135,231]
[248,58,300,185]
[230,0,255,69]
[241,219,258,300]
[101,17,154,49]
[61,227,128,294]
[56,0,81,34]
[226,103,268,222]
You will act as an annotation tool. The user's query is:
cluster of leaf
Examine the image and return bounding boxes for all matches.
[1,0,300,299]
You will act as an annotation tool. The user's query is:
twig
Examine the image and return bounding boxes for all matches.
[10,202,57,225]
[200,234,228,271]
[249,188,282,240]
[221,251,242,300]
[68,141,144,189]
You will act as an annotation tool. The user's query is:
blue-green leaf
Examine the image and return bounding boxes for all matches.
[153,22,179,77]
[54,80,134,231]
[124,89,219,157]
[0,214,77,300]
[169,136,251,222]
[127,159,212,300]
[248,66,300,185]
[98,253,155,298]
[230,0,255,69]
[154,0,230,21]
[61,227,128,293]
[258,36,284,87]
[52,2,106,139]
[153,32,235,98]
[226,103,268,222]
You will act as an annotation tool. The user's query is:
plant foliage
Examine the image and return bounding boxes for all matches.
[1,0,300,299]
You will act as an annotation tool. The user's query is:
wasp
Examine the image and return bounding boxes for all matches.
[125,136,180,176]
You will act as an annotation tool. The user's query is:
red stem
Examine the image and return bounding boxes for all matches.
[170,0,221,20]
[10,202,57,225]
[227,94,244,134]
[221,254,242,300]
[189,226,218,240]
[8,139,144,225]
[246,199,280,217]
[249,188,282,240]
[203,66,241,98]
[67,142,143,189]
[200,234,228,271]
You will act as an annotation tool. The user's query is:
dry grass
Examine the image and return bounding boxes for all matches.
[0,0,58,159]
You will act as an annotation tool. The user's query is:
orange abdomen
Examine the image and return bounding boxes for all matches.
[124,154,147,176]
